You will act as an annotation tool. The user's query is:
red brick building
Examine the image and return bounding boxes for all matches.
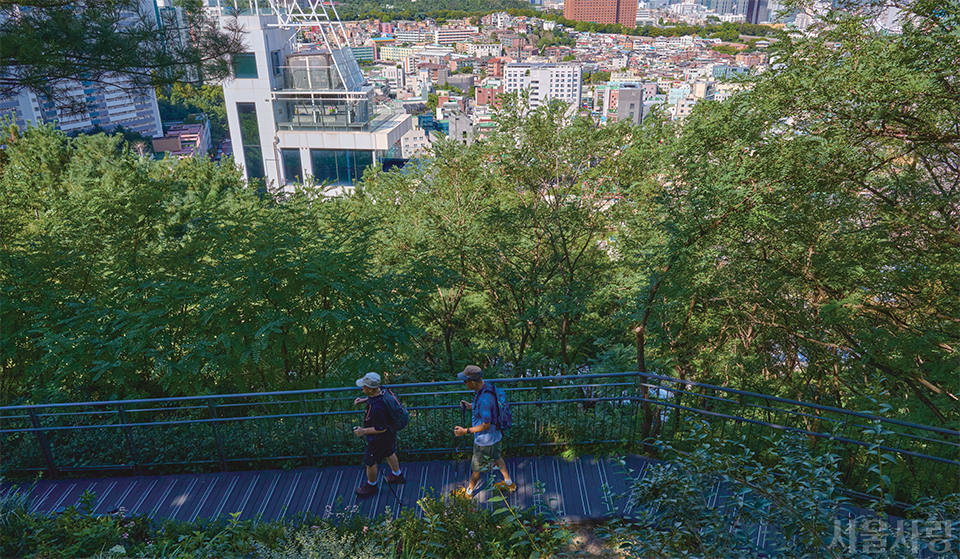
[564,0,638,27]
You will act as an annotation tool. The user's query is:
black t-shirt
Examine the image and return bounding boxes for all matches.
[364,393,395,444]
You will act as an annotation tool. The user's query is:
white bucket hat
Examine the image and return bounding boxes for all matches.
[356,372,381,388]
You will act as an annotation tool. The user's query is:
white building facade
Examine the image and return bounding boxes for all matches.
[503,63,583,110]
[219,12,410,191]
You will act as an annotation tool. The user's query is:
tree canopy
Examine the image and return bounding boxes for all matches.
[1,0,956,431]
[0,0,245,110]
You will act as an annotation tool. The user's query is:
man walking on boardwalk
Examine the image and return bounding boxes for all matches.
[353,372,405,497]
[453,365,516,497]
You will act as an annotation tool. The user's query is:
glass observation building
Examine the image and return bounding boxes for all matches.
[217,2,410,191]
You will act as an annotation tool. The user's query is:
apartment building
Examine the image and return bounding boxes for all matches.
[460,43,504,58]
[395,29,428,43]
[1,77,163,138]
[434,27,479,45]
[564,0,638,27]
[503,63,583,110]
[400,127,431,158]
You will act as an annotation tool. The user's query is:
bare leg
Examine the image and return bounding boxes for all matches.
[365,464,378,484]
[494,458,512,484]
[468,470,483,491]
[385,454,400,473]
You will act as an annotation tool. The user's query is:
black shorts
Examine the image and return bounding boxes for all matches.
[362,438,397,467]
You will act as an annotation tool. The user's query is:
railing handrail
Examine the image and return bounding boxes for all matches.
[2,371,955,502]
[0,372,641,411]
[2,370,956,438]
[627,397,960,467]
[636,372,960,437]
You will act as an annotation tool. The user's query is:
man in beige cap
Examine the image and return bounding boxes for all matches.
[352,372,404,497]
[453,365,516,497]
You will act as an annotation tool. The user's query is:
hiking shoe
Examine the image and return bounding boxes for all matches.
[451,486,475,499]
[494,480,517,493]
[355,483,378,497]
[385,472,405,484]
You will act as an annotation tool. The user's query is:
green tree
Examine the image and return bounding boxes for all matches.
[588,71,611,84]
[0,0,245,111]
[626,0,960,424]
[356,93,640,372]
[0,124,412,402]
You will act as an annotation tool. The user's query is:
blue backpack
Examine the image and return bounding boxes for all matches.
[479,383,513,430]
[382,388,409,432]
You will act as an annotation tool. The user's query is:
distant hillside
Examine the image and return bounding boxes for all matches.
[336,0,531,21]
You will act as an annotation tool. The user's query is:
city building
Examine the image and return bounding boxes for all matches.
[400,127,432,158]
[152,118,212,159]
[434,27,479,45]
[217,2,410,191]
[1,0,169,138]
[564,0,638,27]
[503,63,583,110]
[476,80,505,108]
[459,43,505,58]
[0,77,163,138]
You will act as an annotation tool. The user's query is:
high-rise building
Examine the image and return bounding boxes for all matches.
[1,0,168,137]
[0,77,164,139]
[215,0,411,191]
[563,0,638,27]
[503,63,582,111]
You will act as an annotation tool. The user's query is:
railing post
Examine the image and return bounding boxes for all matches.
[300,394,315,467]
[536,380,545,441]
[28,408,58,479]
[208,401,228,472]
[638,373,655,455]
[117,404,142,475]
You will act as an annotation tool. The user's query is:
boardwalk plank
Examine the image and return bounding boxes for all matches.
[13,455,659,524]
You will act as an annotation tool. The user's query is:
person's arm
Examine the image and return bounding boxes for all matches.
[354,426,386,436]
[454,392,494,436]
[454,422,490,436]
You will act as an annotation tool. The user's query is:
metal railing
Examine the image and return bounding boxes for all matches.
[634,373,960,503]
[1,372,957,502]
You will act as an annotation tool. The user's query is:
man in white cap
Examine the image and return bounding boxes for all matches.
[352,372,404,497]
[453,365,516,497]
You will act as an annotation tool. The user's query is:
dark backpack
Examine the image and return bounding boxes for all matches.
[479,383,513,430]
[382,388,410,432]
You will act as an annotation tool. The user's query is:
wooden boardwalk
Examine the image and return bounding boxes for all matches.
[8,454,939,556]
[13,455,655,524]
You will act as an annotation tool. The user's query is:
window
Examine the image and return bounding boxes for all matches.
[271,51,282,76]
[281,149,302,184]
[236,103,264,181]
[233,53,259,79]
[310,149,374,185]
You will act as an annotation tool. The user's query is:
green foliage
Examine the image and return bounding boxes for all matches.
[0,478,33,527]
[0,124,414,403]
[2,0,956,446]
[587,71,611,84]
[257,523,388,558]
[621,2,960,426]
[336,2,530,22]
[426,92,439,112]
[0,0,245,111]
[602,422,960,558]
[393,492,565,559]
[355,92,640,375]
[156,82,229,145]
[710,44,740,55]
